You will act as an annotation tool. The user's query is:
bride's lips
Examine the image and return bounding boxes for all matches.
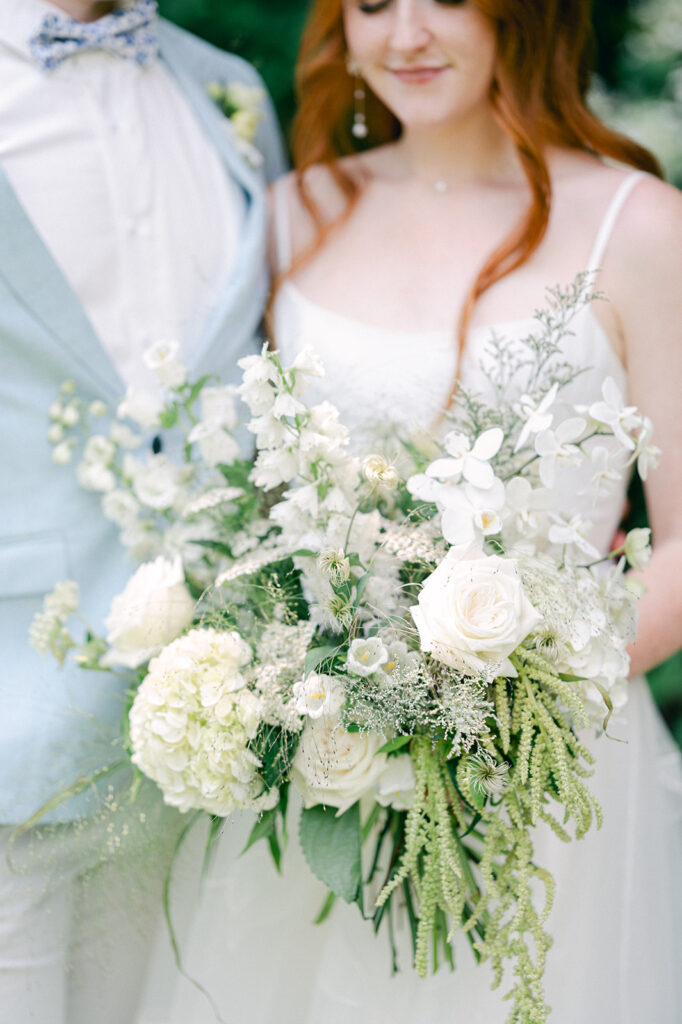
[388,66,448,85]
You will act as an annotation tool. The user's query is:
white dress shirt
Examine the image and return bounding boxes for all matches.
[0,0,246,389]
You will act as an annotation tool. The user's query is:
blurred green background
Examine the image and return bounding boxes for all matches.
[158,0,682,745]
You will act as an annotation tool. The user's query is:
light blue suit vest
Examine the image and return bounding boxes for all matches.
[0,20,286,823]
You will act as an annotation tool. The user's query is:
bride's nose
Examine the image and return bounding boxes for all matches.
[388,0,432,53]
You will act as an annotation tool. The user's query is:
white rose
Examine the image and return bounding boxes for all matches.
[291,716,387,814]
[411,546,542,676]
[118,387,163,429]
[292,673,346,719]
[103,556,195,668]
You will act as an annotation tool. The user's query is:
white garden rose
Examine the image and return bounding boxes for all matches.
[103,556,195,668]
[291,716,387,814]
[411,545,542,677]
[129,628,273,816]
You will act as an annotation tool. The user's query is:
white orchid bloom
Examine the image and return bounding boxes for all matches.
[514,383,559,452]
[426,427,504,490]
[534,417,586,487]
[586,377,639,451]
[503,477,556,534]
[548,513,601,560]
[441,478,506,546]
[631,416,661,480]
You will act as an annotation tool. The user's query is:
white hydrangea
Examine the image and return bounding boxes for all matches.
[129,628,273,816]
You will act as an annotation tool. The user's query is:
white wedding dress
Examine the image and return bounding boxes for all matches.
[138,172,682,1024]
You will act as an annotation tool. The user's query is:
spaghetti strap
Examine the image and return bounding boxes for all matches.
[586,171,646,274]
[272,177,293,274]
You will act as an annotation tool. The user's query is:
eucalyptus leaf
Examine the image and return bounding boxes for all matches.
[299,803,362,903]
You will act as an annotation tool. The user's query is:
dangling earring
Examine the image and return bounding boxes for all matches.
[346,57,368,140]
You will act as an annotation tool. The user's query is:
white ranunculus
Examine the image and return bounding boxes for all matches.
[291,716,387,814]
[411,546,542,676]
[103,556,195,668]
[292,672,346,719]
[347,637,389,677]
[376,754,416,811]
[143,339,187,390]
[117,387,164,429]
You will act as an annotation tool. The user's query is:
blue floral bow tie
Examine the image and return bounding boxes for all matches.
[30,0,159,71]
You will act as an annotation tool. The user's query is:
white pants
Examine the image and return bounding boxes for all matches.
[0,782,181,1024]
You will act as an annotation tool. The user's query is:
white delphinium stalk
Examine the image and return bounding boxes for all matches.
[29,581,80,664]
[143,339,187,390]
[117,387,163,429]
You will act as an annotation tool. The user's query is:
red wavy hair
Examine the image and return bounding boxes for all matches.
[283,0,662,399]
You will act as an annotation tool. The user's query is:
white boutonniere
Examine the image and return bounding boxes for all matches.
[206,80,265,168]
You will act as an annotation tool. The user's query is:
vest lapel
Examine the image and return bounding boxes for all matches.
[158,24,269,377]
[0,165,123,400]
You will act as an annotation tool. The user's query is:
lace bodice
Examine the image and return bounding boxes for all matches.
[272,173,643,556]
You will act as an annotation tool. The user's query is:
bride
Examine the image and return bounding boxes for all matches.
[141,1,682,1021]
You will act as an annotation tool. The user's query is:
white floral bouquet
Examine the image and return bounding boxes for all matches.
[33,282,658,1024]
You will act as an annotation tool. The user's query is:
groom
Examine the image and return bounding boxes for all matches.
[0,0,284,1020]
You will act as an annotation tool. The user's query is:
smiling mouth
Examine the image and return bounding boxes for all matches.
[389,66,448,84]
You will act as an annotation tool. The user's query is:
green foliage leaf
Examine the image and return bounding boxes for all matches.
[304,644,340,675]
[241,807,278,857]
[159,406,179,428]
[377,735,412,757]
[299,803,362,903]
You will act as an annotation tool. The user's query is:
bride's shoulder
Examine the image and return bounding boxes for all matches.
[552,151,681,249]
